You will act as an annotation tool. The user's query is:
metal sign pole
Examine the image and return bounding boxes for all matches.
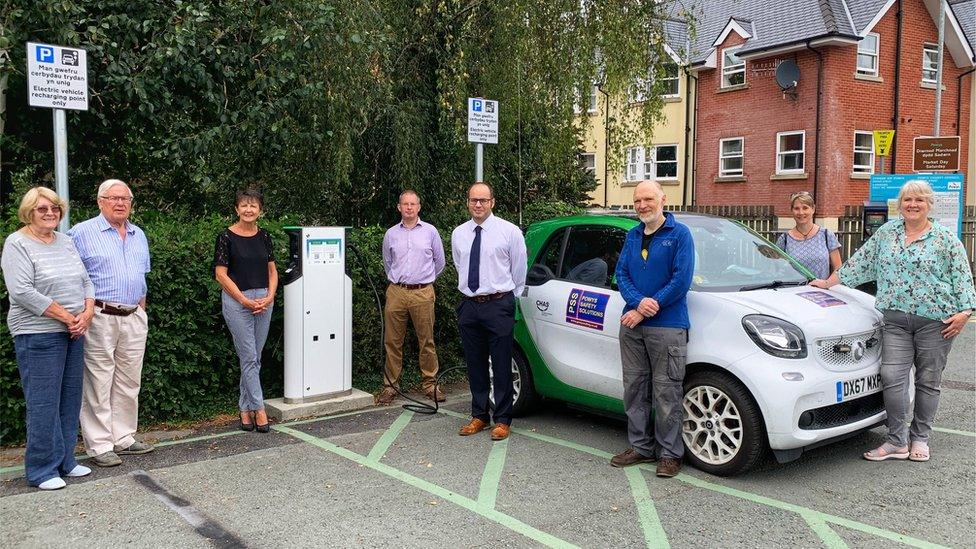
[933,0,946,137]
[475,142,484,182]
[53,108,70,231]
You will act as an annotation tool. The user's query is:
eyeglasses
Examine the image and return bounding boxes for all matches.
[468,198,492,205]
[100,195,133,203]
[35,205,62,214]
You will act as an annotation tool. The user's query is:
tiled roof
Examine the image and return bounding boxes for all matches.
[952,0,976,54]
[846,0,890,33]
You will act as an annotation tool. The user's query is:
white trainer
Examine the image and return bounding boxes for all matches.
[38,477,66,490]
[67,464,92,477]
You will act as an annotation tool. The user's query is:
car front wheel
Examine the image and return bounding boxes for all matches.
[488,351,537,417]
[682,370,766,476]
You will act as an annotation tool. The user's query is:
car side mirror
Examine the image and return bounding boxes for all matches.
[526,264,555,286]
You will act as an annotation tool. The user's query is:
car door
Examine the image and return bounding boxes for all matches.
[521,224,628,398]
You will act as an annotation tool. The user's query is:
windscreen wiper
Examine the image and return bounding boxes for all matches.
[739,280,809,291]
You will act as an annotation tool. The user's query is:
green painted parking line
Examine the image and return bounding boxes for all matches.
[624,468,670,549]
[274,424,579,549]
[931,426,975,437]
[367,411,414,462]
[279,407,387,428]
[800,512,849,548]
[156,429,245,448]
[436,408,948,549]
[477,438,509,510]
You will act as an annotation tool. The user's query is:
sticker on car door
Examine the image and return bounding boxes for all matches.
[566,288,610,330]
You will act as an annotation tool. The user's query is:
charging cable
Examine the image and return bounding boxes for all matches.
[348,243,465,415]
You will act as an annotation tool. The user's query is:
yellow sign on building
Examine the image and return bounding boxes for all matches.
[873,130,895,157]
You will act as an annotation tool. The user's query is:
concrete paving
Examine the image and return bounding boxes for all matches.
[1,324,973,548]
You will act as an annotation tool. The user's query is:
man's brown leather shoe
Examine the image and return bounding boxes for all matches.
[656,457,682,478]
[458,418,489,436]
[425,387,446,403]
[610,448,656,468]
[490,423,510,441]
[375,387,397,406]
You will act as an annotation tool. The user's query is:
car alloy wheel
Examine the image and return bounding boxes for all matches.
[488,358,521,407]
[487,352,537,416]
[683,385,743,465]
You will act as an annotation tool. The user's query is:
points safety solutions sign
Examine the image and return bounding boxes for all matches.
[27,42,88,111]
[467,97,499,144]
[565,288,610,331]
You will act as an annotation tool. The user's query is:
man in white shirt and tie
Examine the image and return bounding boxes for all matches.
[451,182,527,441]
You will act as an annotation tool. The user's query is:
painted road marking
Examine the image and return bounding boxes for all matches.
[801,512,849,549]
[624,467,670,549]
[477,437,509,510]
[131,469,247,548]
[366,410,414,462]
[437,408,948,549]
[274,425,578,549]
[931,426,975,437]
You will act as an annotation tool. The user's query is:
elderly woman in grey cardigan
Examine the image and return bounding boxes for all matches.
[2,187,95,490]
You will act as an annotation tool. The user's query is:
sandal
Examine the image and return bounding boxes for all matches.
[909,441,930,462]
[863,443,909,461]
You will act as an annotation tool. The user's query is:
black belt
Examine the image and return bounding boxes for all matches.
[464,291,511,303]
[95,300,138,316]
[394,283,430,290]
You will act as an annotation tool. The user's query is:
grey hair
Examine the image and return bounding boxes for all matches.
[97,179,133,198]
[896,180,935,206]
[634,179,666,197]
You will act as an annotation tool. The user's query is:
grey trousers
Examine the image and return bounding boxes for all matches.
[880,309,955,447]
[222,289,272,411]
[619,324,687,459]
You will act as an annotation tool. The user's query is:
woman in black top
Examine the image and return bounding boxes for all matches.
[214,189,277,432]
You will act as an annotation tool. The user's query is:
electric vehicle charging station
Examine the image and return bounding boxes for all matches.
[282,226,353,402]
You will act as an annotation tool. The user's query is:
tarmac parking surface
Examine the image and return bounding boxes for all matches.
[1,324,973,548]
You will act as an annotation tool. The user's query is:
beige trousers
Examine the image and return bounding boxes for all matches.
[80,306,149,456]
[384,284,439,390]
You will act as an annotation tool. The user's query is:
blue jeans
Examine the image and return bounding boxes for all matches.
[14,332,84,486]
[221,289,272,411]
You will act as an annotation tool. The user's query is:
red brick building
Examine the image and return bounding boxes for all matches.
[687,0,975,221]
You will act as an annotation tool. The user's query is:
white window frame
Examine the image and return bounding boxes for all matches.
[587,83,599,113]
[852,131,875,174]
[659,63,680,97]
[922,43,938,83]
[856,33,880,76]
[722,47,746,88]
[651,144,679,180]
[776,131,805,174]
[719,137,744,177]
[625,147,643,181]
[578,152,596,175]
[628,76,650,104]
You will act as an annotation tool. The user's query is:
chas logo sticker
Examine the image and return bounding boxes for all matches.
[566,288,610,331]
[536,300,550,312]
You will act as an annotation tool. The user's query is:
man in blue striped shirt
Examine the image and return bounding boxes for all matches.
[69,179,154,467]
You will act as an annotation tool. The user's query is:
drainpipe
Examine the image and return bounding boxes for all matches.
[691,70,701,206]
[891,0,903,171]
[956,67,975,144]
[806,43,824,206]
[682,69,698,206]
[598,86,611,208]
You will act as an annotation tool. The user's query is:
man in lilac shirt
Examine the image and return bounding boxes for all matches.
[377,190,446,405]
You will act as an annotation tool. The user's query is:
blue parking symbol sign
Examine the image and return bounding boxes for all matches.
[36,45,55,63]
[473,99,482,112]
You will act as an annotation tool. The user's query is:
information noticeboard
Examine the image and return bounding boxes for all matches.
[869,173,964,237]
[27,42,88,111]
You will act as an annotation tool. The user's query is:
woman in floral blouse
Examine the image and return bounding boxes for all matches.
[811,180,975,463]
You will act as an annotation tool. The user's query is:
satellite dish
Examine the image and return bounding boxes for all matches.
[776,60,800,90]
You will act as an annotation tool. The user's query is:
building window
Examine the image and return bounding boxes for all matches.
[719,138,744,177]
[776,131,805,174]
[722,47,745,87]
[628,76,650,103]
[922,43,938,83]
[652,145,678,179]
[625,147,643,181]
[578,152,596,175]
[857,33,879,76]
[659,63,680,97]
[625,145,677,181]
[852,131,875,174]
[588,84,599,112]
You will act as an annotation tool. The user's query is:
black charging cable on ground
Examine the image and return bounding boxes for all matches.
[348,243,466,415]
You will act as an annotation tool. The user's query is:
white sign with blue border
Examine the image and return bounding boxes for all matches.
[869,173,965,238]
[467,97,498,144]
[27,42,88,111]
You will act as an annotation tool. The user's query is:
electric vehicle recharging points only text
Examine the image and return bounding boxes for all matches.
[282,226,353,402]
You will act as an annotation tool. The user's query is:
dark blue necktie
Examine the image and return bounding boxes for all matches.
[467,226,482,293]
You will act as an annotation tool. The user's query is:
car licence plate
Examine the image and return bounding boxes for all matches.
[835,374,882,403]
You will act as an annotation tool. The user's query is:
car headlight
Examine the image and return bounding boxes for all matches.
[742,315,807,359]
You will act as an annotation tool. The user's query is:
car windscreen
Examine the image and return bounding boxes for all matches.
[681,216,809,292]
